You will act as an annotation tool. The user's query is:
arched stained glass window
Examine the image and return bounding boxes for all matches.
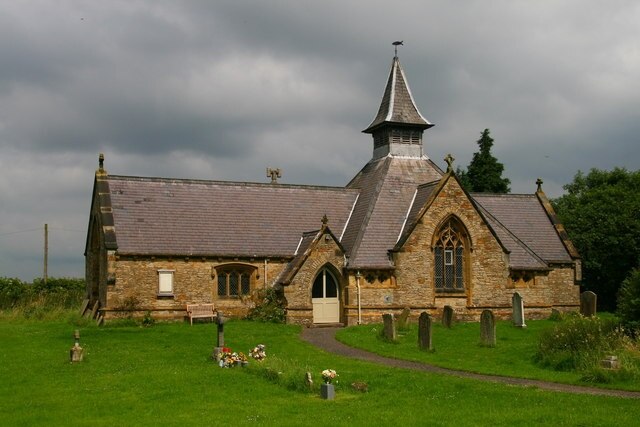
[434,218,467,291]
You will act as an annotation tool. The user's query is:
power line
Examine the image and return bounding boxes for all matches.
[0,227,42,237]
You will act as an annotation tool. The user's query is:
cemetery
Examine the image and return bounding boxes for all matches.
[1,286,640,425]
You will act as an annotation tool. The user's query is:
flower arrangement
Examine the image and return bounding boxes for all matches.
[321,369,338,384]
[219,347,249,368]
[250,344,266,361]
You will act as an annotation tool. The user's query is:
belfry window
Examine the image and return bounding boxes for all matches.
[434,218,467,292]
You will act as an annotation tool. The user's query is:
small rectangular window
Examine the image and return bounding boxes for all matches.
[158,270,174,296]
[444,249,453,266]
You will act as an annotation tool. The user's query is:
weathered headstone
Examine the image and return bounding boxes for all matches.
[212,312,226,361]
[305,372,313,389]
[382,313,397,342]
[600,355,619,370]
[480,310,496,347]
[580,291,597,317]
[512,292,526,328]
[442,305,454,328]
[418,311,433,351]
[69,330,84,363]
[397,307,411,330]
[550,308,562,321]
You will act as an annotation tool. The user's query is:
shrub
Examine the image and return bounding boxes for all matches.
[618,268,640,332]
[246,287,286,323]
[535,315,624,371]
[0,277,86,312]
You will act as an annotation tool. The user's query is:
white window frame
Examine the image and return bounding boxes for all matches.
[444,249,454,266]
[158,270,175,296]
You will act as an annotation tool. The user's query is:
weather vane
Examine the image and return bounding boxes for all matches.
[392,40,404,57]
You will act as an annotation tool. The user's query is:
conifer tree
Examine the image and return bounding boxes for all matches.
[463,129,510,193]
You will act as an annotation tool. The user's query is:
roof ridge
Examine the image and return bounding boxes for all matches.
[346,157,392,266]
[108,174,356,192]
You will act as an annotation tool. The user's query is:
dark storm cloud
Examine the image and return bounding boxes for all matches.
[1,1,639,280]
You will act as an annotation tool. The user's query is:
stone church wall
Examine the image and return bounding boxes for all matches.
[284,234,346,326]
[101,257,287,321]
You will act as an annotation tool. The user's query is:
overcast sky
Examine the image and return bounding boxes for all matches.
[1,1,639,281]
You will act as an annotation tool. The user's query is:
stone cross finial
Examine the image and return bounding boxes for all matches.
[321,214,328,226]
[444,154,455,173]
[536,178,543,192]
[267,167,281,184]
[99,153,104,171]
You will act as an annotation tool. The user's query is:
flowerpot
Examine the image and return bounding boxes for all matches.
[321,383,335,400]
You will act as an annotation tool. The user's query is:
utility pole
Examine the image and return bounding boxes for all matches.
[44,223,48,285]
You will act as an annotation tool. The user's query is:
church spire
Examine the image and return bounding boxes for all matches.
[363,51,434,160]
[363,55,433,134]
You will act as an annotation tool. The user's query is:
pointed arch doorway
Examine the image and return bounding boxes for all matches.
[312,267,340,324]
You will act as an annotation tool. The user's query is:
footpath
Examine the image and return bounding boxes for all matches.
[301,327,640,399]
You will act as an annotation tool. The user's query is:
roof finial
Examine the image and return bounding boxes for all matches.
[392,40,403,58]
[266,167,281,184]
[536,178,543,192]
[444,153,455,173]
[321,214,329,226]
[98,153,104,171]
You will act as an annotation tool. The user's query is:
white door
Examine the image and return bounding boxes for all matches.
[312,268,340,323]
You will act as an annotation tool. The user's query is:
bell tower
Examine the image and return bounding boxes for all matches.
[363,47,433,160]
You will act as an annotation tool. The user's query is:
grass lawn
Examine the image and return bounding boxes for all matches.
[0,315,639,426]
[336,319,640,392]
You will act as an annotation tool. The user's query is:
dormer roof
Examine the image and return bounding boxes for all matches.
[363,56,433,134]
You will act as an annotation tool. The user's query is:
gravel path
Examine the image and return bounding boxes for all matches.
[301,327,640,399]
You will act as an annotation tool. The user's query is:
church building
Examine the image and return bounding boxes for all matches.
[85,54,581,325]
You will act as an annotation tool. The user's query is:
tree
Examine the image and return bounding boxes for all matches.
[618,267,640,331]
[553,168,640,311]
[458,129,510,193]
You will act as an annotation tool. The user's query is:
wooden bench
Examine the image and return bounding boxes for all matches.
[186,303,216,325]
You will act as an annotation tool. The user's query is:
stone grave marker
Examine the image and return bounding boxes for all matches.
[79,299,90,316]
[397,307,411,330]
[512,292,526,328]
[442,305,454,328]
[418,311,433,351]
[480,310,496,347]
[212,312,226,361]
[580,291,597,317]
[69,330,84,363]
[382,313,397,342]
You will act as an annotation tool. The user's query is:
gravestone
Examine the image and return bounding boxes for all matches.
[580,291,597,317]
[69,330,84,363]
[418,311,433,351]
[442,305,454,328]
[211,312,226,361]
[512,292,526,328]
[382,313,397,342]
[480,310,496,347]
[397,307,411,330]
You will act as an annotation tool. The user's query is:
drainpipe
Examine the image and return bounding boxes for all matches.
[264,259,268,288]
[356,270,362,325]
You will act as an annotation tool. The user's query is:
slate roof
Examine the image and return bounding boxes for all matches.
[343,156,443,268]
[276,226,344,285]
[471,193,574,265]
[106,176,359,257]
[363,56,433,133]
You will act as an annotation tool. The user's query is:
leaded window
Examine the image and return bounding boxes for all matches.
[216,266,253,298]
[434,218,467,291]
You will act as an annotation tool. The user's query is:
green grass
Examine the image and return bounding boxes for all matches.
[336,319,640,391]
[1,314,639,426]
